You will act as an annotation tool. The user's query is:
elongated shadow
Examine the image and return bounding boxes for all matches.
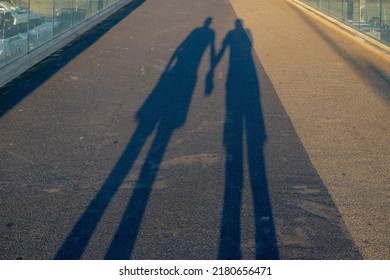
[211,19,279,259]
[0,0,146,117]
[55,18,216,259]
[209,18,362,260]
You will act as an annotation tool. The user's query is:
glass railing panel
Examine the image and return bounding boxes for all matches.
[28,0,54,51]
[329,0,344,21]
[304,0,318,7]
[0,0,29,66]
[342,0,360,24]
[298,0,389,46]
[381,0,390,43]
[1,0,130,72]
[54,0,87,35]
[86,0,100,17]
[359,0,382,41]
[317,0,330,14]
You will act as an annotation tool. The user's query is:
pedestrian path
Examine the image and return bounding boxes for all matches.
[0,0,388,259]
[230,0,390,259]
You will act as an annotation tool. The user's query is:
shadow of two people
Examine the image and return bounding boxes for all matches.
[55,17,278,260]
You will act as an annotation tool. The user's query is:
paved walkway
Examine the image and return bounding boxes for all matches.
[0,0,389,259]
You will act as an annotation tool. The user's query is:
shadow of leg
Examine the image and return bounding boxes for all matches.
[218,118,243,260]
[55,124,154,259]
[105,126,173,259]
[247,112,279,260]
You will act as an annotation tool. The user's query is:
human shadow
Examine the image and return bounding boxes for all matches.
[55,18,215,259]
[208,19,279,259]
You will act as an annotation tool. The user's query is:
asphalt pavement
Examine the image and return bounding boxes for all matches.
[0,0,388,259]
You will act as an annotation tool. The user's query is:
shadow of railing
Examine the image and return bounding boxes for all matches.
[0,0,146,118]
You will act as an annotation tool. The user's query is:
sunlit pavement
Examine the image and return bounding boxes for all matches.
[0,0,389,260]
